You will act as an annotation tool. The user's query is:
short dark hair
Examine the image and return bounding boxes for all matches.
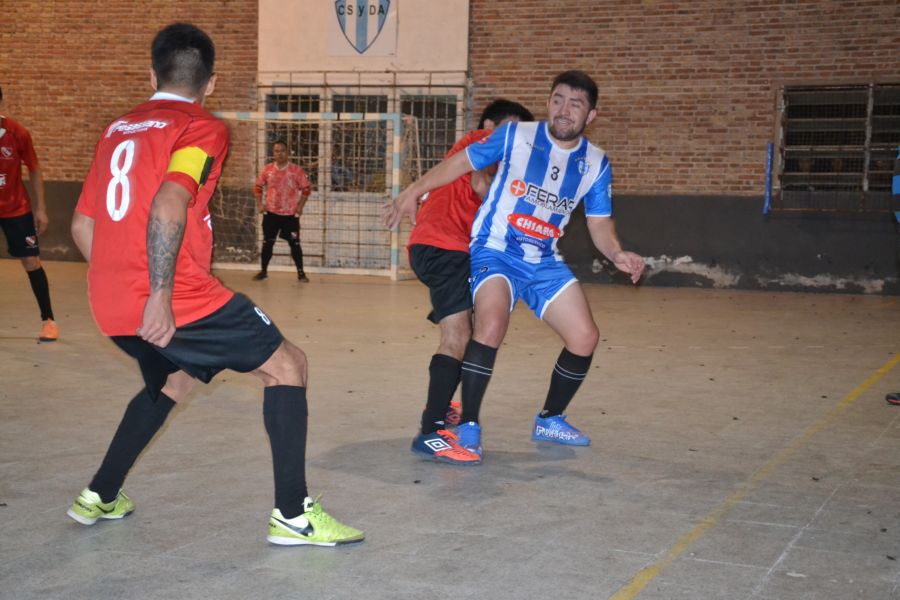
[271,138,288,149]
[478,99,534,129]
[151,23,215,95]
[551,70,598,109]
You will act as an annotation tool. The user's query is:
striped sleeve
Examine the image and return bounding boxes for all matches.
[466,123,511,171]
[583,155,613,217]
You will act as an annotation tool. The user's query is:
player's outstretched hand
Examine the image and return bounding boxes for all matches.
[137,293,177,347]
[381,189,419,229]
[612,251,645,284]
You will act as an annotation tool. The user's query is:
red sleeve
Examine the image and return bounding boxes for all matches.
[297,167,311,196]
[254,164,269,197]
[445,129,491,159]
[162,116,229,200]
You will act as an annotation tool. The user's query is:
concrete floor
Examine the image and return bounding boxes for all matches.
[1,259,898,600]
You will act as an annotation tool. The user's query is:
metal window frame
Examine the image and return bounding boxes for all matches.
[773,81,900,214]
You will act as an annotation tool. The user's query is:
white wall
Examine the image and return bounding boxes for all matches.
[259,0,470,80]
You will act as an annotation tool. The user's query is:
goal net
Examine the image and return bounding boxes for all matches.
[211,111,421,279]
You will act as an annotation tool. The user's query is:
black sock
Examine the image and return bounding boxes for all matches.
[541,349,593,417]
[460,340,497,424]
[263,385,309,519]
[261,240,275,272]
[421,354,462,434]
[27,267,54,321]
[90,389,175,503]
[289,239,304,273]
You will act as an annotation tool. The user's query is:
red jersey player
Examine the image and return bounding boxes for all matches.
[67,23,363,546]
[252,139,312,281]
[0,85,58,341]
[399,99,533,465]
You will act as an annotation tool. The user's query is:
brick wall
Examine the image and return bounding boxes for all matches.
[469,0,900,195]
[0,1,257,183]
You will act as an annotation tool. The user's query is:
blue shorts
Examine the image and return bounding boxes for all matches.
[469,246,577,319]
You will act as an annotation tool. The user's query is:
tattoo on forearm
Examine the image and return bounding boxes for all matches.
[147,216,185,293]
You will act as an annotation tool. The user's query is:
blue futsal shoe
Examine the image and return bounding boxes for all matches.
[532,413,591,446]
[456,421,483,458]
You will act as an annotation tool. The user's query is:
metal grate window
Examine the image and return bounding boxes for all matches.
[264,94,321,186]
[400,95,458,171]
[776,83,900,213]
[331,95,389,192]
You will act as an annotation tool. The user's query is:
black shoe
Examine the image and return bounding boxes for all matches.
[887,392,900,405]
[253,271,268,281]
[298,272,309,282]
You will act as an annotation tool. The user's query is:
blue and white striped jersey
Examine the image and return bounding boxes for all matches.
[465,121,612,264]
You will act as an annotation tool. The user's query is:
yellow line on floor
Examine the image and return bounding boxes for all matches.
[609,354,900,600]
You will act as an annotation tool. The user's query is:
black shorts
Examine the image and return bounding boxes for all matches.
[0,212,39,257]
[409,244,472,324]
[111,293,284,398]
[262,212,300,242]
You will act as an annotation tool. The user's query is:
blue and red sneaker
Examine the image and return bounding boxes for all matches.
[532,413,591,446]
[456,421,483,458]
[411,429,481,465]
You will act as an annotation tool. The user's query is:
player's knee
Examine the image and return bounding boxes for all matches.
[263,341,308,386]
[160,372,196,403]
[285,342,307,373]
[441,316,471,348]
[439,334,469,361]
[21,256,41,271]
[474,314,508,347]
[573,324,600,355]
[475,328,504,348]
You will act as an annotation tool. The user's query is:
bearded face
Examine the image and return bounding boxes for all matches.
[546,84,596,144]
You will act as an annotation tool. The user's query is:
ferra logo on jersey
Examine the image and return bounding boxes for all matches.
[106,119,169,138]
[334,0,391,54]
[508,178,576,215]
[0,147,12,159]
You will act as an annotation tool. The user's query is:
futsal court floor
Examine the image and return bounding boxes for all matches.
[1,259,898,600]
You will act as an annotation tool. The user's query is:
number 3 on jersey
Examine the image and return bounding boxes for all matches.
[106,140,135,221]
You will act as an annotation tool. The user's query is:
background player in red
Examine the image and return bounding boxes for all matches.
[253,139,313,282]
[406,99,533,465]
[67,23,363,546]
[0,85,58,341]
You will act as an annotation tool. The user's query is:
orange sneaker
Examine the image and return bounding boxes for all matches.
[39,319,59,342]
[411,428,481,465]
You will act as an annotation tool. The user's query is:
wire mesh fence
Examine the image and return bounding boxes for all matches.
[209,71,467,276]
[212,112,416,277]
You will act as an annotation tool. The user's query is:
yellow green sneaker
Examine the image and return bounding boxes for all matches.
[66,488,134,525]
[267,496,364,546]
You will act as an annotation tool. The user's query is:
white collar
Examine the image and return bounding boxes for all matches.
[150,91,196,104]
